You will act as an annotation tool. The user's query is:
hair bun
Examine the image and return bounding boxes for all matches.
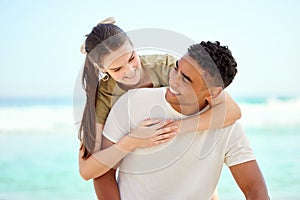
[98,17,116,25]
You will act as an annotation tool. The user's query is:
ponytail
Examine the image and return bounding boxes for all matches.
[79,57,99,159]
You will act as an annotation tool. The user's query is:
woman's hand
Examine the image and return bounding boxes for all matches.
[127,119,178,149]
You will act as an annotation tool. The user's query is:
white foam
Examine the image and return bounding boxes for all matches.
[1,97,299,133]
[0,106,74,133]
[239,97,300,127]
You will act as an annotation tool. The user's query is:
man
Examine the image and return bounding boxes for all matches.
[101,41,269,199]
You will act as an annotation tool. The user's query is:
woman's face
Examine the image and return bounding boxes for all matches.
[101,41,142,86]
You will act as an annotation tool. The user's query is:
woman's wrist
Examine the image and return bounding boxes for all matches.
[177,117,199,134]
[117,135,136,152]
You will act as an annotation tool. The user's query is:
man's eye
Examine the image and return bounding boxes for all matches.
[183,77,189,83]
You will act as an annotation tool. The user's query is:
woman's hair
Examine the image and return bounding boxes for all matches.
[79,23,132,159]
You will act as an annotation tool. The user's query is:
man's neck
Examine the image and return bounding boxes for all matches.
[170,102,208,116]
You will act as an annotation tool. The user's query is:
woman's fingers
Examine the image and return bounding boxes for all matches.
[139,118,161,127]
[152,132,177,144]
[153,119,174,130]
[152,125,178,144]
[157,132,177,140]
[139,118,175,129]
[130,119,178,148]
[156,126,178,135]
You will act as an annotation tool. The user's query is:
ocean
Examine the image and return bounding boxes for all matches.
[0,97,299,200]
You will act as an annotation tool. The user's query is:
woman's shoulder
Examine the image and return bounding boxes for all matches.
[139,54,177,66]
[98,78,119,95]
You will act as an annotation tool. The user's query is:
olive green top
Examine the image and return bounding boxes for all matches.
[96,54,177,124]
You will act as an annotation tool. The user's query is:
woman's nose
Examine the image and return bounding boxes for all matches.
[169,70,180,87]
[124,63,135,74]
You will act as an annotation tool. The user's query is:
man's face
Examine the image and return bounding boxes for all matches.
[165,54,210,113]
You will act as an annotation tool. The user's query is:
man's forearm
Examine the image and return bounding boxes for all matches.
[246,192,270,200]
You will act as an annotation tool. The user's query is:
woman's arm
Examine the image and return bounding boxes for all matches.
[78,137,129,180]
[175,91,241,134]
[79,119,178,180]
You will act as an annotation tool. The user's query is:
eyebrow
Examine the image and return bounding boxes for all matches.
[109,51,134,70]
[176,60,193,83]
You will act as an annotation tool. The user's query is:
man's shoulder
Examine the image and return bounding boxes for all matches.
[229,122,244,132]
[113,87,166,109]
[208,122,244,138]
[126,87,166,99]
[219,122,244,134]
[215,122,247,144]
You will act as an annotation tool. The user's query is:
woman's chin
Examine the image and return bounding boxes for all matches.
[122,78,139,86]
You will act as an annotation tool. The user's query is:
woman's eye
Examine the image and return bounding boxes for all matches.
[129,56,135,62]
[113,67,121,72]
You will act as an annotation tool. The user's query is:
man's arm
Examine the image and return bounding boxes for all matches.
[94,168,120,200]
[230,160,269,200]
[93,136,121,200]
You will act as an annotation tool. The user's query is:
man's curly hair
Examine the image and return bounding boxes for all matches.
[188,41,237,88]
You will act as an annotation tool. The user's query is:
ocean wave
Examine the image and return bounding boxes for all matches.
[0,96,299,133]
[0,106,75,133]
[238,97,300,127]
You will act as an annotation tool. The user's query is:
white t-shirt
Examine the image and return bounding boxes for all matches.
[103,87,255,200]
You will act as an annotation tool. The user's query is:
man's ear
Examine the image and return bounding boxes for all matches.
[208,87,222,98]
[205,87,222,106]
[205,87,223,103]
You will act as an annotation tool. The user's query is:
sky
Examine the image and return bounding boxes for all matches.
[0,0,299,98]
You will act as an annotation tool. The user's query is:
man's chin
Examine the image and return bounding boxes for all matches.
[165,93,179,104]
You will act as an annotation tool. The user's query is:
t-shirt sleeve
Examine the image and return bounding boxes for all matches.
[95,79,119,125]
[160,54,177,86]
[224,123,256,167]
[155,54,177,86]
[140,54,177,86]
[102,91,131,143]
[95,87,111,125]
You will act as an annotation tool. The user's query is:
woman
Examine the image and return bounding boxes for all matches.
[78,18,240,199]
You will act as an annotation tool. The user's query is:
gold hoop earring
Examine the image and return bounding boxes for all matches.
[99,71,109,81]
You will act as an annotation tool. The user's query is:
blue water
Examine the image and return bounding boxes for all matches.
[0,97,300,199]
